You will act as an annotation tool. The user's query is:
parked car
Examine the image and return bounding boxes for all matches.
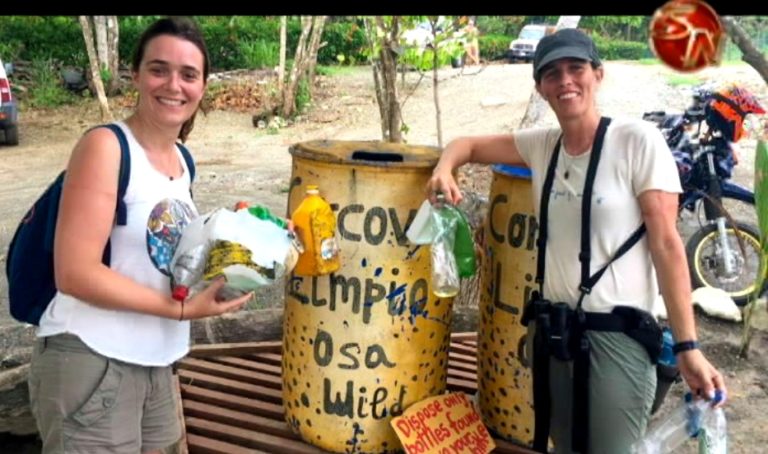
[0,58,19,146]
[506,24,555,63]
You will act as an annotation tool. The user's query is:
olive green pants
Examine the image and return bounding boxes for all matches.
[530,330,656,454]
[28,334,181,454]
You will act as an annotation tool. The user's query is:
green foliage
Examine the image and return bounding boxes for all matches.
[752,139,768,303]
[317,21,367,65]
[400,47,454,71]
[99,66,112,87]
[580,16,649,41]
[666,74,704,87]
[479,34,510,60]
[238,40,279,69]
[476,16,525,36]
[592,34,650,60]
[295,77,311,113]
[315,65,358,76]
[0,16,86,67]
[25,58,76,108]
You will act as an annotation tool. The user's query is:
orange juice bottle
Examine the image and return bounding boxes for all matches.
[291,185,341,275]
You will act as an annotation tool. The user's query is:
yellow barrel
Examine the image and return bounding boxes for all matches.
[477,164,537,446]
[283,140,453,453]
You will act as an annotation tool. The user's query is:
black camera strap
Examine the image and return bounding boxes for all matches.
[531,116,648,454]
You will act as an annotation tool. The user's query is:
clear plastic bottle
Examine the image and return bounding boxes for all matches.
[632,391,727,454]
[430,195,460,298]
[290,185,341,276]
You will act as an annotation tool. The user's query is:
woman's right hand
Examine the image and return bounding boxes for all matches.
[426,166,463,206]
[180,277,252,320]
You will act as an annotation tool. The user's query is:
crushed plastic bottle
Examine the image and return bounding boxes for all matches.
[290,185,341,276]
[632,390,727,454]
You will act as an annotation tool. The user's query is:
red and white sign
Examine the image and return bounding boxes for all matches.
[650,0,724,72]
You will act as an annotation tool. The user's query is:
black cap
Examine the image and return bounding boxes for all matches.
[533,28,601,82]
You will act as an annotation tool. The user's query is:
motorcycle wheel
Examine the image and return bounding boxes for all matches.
[686,221,762,306]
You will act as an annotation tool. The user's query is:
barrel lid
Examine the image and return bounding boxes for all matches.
[492,164,532,179]
[289,140,441,168]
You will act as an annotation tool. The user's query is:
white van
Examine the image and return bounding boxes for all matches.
[506,24,555,63]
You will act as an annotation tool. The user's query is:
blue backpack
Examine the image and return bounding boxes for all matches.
[6,124,195,325]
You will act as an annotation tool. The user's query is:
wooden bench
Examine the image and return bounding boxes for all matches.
[175,332,536,454]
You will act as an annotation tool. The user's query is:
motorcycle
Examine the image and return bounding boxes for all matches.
[643,83,766,306]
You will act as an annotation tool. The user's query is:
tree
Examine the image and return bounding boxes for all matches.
[88,16,120,96]
[282,16,326,118]
[79,16,113,122]
[720,16,768,86]
[363,16,405,143]
[278,16,287,92]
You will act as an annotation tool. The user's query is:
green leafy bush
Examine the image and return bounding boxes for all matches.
[479,34,511,60]
[317,21,367,65]
[26,58,75,108]
[592,35,651,60]
[239,40,280,69]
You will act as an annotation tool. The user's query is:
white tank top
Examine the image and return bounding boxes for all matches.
[38,121,197,366]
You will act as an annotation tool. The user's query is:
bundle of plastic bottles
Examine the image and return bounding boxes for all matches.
[406,196,476,298]
[170,203,300,302]
[632,390,727,454]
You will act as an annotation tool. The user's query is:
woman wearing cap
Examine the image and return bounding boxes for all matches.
[427,28,725,453]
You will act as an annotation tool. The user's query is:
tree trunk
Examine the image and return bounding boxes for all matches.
[306,16,327,97]
[721,16,768,85]
[95,16,109,68]
[282,16,312,118]
[430,17,443,148]
[79,16,113,122]
[106,15,120,95]
[278,16,287,92]
[375,16,403,143]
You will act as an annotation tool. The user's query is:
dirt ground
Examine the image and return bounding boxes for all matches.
[1,61,767,453]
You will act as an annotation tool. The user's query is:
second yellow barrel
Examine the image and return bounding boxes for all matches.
[477,164,537,446]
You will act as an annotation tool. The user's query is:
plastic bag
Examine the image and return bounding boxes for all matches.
[632,391,727,454]
[170,208,300,301]
[406,198,477,281]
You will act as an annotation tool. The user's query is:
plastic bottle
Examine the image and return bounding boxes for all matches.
[430,195,460,298]
[171,244,209,301]
[235,201,289,229]
[652,327,680,414]
[445,205,476,278]
[290,185,341,276]
[632,391,727,454]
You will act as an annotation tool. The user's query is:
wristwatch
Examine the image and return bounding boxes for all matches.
[672,340,700,355]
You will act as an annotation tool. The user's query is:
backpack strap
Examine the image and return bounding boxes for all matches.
[176,142,196,199]
[177,142,196,182]
[97,123,131,226]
